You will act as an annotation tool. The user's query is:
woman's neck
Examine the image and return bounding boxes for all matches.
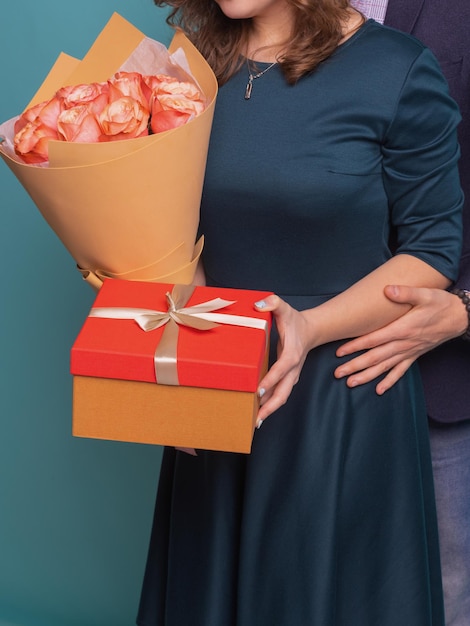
[246,7,365,62]
[339,8,366,44]
[246,6,294,62]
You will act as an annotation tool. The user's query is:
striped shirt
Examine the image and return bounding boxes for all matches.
[350,0,389,24]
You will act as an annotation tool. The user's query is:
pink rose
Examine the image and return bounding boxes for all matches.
[150,93,205,134]
[14,102,46,136]
[14,96,63,136]
[98,96,150,141]
[109,72,148,108]
[56,82,109,112]
[57,105,103,143]
[144,74,203,102]
[14,119,60,164]
[145,73,205,134]
[11,69,204,161]
[13,96,65,162]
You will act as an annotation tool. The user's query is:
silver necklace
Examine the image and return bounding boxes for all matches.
[244,60,277,100]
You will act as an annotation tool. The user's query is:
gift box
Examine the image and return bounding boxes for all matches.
[71,279,272,453]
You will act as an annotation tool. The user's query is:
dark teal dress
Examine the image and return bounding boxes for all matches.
[137,21,463,626]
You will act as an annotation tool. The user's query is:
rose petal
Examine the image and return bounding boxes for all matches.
[99,97,149,139]
[150,109,191,134]
[57,105,102,143]
[14,120,59,163]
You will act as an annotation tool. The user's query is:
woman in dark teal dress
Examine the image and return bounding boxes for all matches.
[137,1,463,624]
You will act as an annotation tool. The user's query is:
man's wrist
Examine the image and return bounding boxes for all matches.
[451,288,470,341]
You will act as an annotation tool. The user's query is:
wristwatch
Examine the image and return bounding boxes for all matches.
[451,288,470,341]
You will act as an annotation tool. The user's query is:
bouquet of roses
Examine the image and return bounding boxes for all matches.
[14,70,205,165]
[0,13,218,288]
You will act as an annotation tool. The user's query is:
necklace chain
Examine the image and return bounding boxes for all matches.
[244,61,277,100]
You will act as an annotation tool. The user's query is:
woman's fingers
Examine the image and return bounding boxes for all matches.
[254,295,308,423]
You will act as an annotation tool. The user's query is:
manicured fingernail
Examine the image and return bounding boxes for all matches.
[256,419,264,429]
[258,387,266,398]
[255,300,266,309]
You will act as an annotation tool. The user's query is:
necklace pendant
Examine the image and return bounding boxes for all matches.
[244,61,277,100]
[244,75,254,100]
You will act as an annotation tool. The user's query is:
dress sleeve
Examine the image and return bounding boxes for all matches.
[382,47,463,281]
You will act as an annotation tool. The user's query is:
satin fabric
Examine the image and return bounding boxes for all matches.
[137,21,462,625]
[384,0,470,424]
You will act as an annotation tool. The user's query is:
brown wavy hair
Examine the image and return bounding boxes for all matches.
[154,0,356,85]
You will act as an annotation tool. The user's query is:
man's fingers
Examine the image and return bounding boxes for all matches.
[336,342,399,376]
[383,284,427,307]
[336,328,391,357]
[340,354,400,386]
[374,361,414,395]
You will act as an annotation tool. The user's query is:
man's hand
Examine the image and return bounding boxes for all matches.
[335,285,468,395]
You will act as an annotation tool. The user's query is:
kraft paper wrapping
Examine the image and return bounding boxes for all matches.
[0,13,218,287]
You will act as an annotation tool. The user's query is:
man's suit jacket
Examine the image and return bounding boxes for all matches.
[385,0,470,423]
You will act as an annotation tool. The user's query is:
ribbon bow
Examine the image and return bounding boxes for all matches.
[89,284,268,386]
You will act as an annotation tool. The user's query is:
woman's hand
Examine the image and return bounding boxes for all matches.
[334,285,468,395]
[252,256,455,423]
[192,258,206,286]
[254,295,314,424]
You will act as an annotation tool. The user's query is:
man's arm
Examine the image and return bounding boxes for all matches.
[334,284,469,394]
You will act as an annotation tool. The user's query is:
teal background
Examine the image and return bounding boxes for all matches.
[0,2,172,625]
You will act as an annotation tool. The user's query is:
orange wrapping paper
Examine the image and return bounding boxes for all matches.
[0,13,218,287]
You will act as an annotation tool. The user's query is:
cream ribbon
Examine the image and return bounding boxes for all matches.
[88,284,268,386]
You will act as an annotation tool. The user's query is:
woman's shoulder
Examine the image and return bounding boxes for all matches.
[339,19,442,83]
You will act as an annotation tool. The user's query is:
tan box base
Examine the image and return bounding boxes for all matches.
[72,375,260,453]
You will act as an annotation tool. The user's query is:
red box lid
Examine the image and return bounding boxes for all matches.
[71,279,272,392]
